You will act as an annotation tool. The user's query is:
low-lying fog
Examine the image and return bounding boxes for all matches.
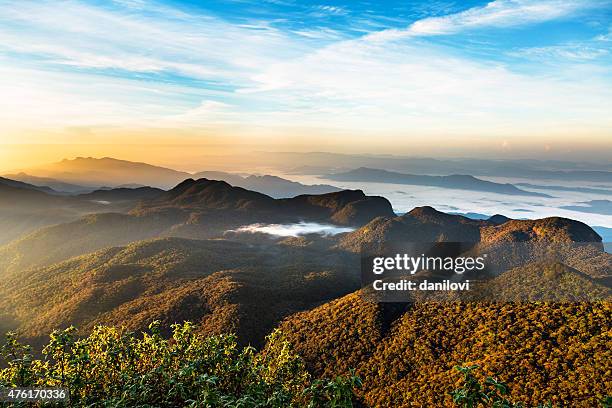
[230,222,354,237]
[277,173,612,229]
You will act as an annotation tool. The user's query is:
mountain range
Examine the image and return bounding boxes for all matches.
[327,167,550,197]
[0,177,166,245]
[0,178,608,337]
[0,176,57,194]
[193,171,340,198]
[2,173,98,194]
[0,178,393,275]
[0,157,610,406]
[12,157,192,189]
[0,157,350,244]
[6,157,343,197]
[13,156,606,199]
[271,152,612,183]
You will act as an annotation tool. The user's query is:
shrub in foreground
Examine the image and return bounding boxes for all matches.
[451,365,609,408]
[0,322,361,407]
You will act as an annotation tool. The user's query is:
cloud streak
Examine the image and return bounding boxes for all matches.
[366,0,604,41]
[0,0,611,152]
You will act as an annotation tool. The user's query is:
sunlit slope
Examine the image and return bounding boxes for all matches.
[0,237,358,347]
[280,293,611,407]
[0,212,187,275]
[278,209,611,407]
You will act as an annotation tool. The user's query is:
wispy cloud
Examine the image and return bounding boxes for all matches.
[596,27,612,41]
[0,1,305,81]
[511,44,610,60]
[508,26,612,62]
[163,100,238,125]
[293,27,345,40]
[241,37,612,135]
[315,5,348,15]
[366,0,604,41]
[0,0,611,149]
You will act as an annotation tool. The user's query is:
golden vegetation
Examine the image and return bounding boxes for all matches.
[281,294,611,407]
[0,238,359,348]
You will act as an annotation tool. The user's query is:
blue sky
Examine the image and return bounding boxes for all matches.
[0,0,611,159]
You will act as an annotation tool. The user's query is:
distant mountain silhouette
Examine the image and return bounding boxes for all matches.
[593,226,612,240]
[194,171,340,198]
[0,179,64,209]
[327,167,550,197]
[0,181,80,245]
[16,157,191,189]
[516,182,612,196]
[3,173,95,194]
[271,152,612,182]
[0,176,57,194]
[13,157,342,196]
[0,178,163,211]
[449,211,490,220]
[593,226,612,253]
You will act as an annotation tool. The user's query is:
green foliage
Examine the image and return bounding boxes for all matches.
[451,365,521,408]
[0,322,361,407]
[303,369,363,408]
[450,365,593,408]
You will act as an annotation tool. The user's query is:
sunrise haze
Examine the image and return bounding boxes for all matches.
[1,0,612,170]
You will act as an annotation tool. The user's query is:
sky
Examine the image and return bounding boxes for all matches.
[1,0,611,170]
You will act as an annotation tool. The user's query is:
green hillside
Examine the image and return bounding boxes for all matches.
[0,237,358,347]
